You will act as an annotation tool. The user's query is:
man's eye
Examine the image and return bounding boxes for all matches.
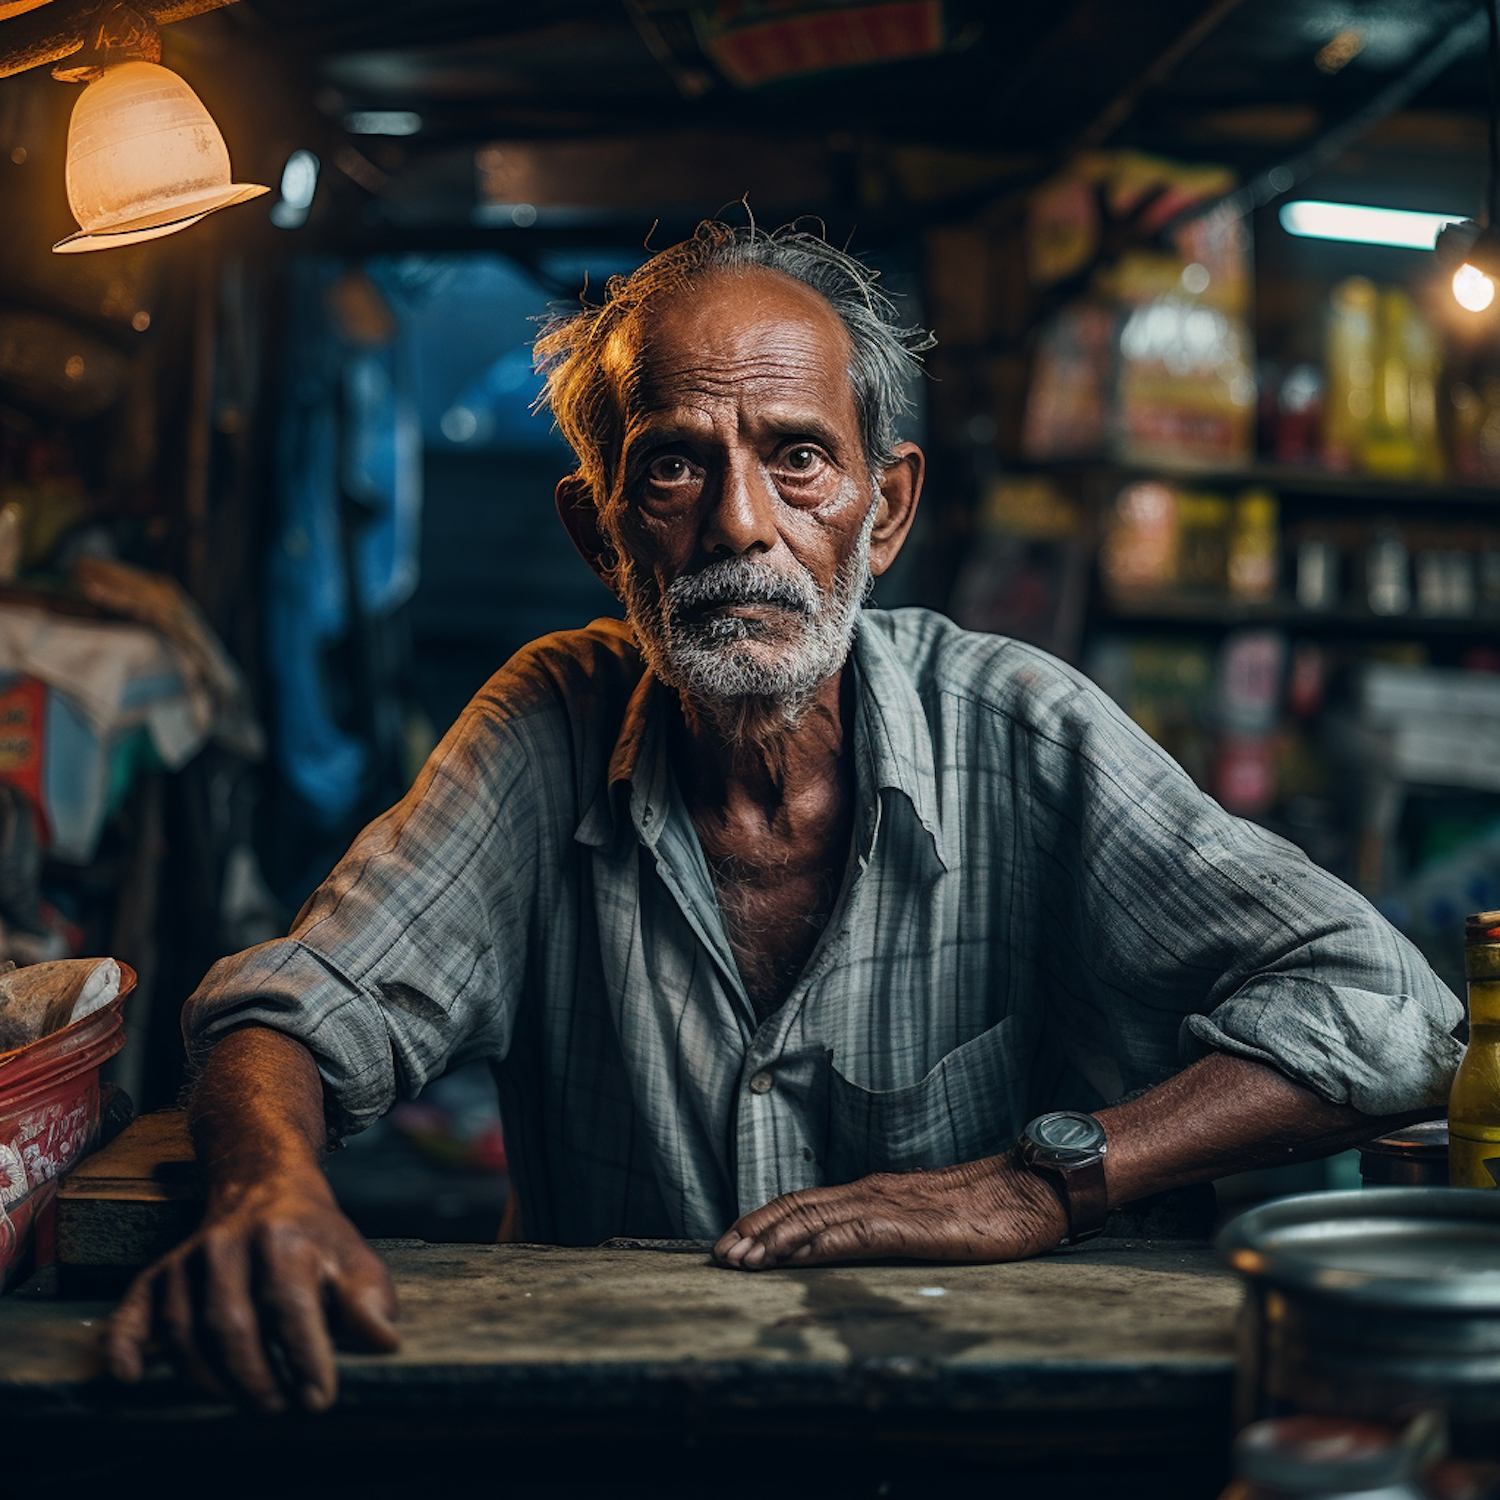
[647,455,693,484]
[783,446,823,473]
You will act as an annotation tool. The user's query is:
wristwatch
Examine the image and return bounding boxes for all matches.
[1017,1110,1110,1246]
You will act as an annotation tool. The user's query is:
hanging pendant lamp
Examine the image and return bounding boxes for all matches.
[51,5,266,254]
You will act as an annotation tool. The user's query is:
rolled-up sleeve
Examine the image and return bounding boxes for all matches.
[1029,668,1463,1117]
[182,703,539,1138]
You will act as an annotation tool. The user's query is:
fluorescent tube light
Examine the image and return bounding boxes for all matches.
[1278,201,1469,250]
[344,111,422,137]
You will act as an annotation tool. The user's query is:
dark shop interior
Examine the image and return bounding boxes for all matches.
[4,2,1500,1497]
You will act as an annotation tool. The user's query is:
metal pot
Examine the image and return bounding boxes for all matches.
[1219,1189,1500,1455]
[1359,1121,1450,1188]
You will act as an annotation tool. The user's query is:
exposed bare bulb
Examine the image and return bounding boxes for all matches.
[1453,262,1497,313]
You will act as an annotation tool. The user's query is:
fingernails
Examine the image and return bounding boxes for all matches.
[300,1384,330,1412]
[789,1245,813,1263]
[719,1236,752,1264]
[742,1243,768,1270]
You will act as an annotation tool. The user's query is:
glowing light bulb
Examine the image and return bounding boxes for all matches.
[53,60,266,253]
[1453,263,1496,313]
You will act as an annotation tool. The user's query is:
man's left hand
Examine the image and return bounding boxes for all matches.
[714,1054,1422,1272]
[712,1151,1069,1270]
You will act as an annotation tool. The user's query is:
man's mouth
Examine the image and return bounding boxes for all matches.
[678,596,804,627]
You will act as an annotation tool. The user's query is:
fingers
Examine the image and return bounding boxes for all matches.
[723,1183,846,1246]
[199,1233,286,1412]
[257,1249,338,1412]
[104,1261,230,1397]
[717,1183,902,1270]
[714,1164,1043,1271]
[254,1225,399,1411]
[256,1229,400,1410]
[328,1253,402,1354]
[780,1219,894,1266]
[714,1184,847,1265]
[103,1271,153,1384]
[103,1205,399,1414]
[156,1259,229,1398]
[330,1280,402,1355]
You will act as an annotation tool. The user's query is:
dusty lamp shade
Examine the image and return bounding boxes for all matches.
[53,61,267,254]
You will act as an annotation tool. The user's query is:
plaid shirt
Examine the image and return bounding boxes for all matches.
[185,609,1462,1243]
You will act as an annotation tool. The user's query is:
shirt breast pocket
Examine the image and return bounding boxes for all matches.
[822,1017,1026,1184]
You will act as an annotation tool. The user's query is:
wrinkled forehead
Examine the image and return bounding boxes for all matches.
[602,266,860,427]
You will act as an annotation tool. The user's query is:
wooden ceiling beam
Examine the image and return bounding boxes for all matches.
[0,0,238,80]
[240,1,574,57]
[1072,0,1250,151]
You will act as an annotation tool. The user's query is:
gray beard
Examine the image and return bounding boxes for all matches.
[618,500,876,727]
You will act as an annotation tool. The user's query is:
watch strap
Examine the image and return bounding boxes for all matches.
[1018,1123,1109,1246]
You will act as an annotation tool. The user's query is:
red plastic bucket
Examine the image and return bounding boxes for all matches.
[0,962,136,1289]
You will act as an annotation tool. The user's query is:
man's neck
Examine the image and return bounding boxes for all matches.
[671,668,852,832]
[670,668,857,1020]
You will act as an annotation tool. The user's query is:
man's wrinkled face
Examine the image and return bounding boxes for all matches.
[599,268,879,713]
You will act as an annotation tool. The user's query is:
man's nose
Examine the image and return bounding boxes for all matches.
[701,459,778,557]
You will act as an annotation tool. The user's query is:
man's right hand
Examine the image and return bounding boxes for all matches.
[104,1166,400,1412]
[104,1025,400,1412]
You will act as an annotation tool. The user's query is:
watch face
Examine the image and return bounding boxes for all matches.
[1029,1110,1107,1161]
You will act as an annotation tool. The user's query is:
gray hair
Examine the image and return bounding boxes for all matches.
[534,219,935,500]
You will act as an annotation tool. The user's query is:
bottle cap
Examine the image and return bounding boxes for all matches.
[1465,910,1500,945]
[1465,910,1500,979]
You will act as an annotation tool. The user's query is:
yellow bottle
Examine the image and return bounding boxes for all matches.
[1322,277,1377,472]
[1363,287,1419,478]
[1227,489,1279,603]
[1449,910,1500,1187]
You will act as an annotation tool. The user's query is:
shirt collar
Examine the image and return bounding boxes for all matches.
[848,612,949,878]
[574,612,950,878]
[574,661,666,850]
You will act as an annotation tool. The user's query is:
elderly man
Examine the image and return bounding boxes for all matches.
[108,222,1459,1412]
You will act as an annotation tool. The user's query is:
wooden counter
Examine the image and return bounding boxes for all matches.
[0,1237,1241,1500]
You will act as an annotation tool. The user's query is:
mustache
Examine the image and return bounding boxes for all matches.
[664,557,819,625]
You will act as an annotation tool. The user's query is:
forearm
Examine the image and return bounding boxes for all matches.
[188,1026,332,1205]
[1096,1050,1435,1206]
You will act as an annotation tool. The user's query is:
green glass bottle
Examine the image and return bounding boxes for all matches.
[1449,910,1500,1188]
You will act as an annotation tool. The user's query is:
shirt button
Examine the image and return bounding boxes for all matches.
[749,1070,774,1095]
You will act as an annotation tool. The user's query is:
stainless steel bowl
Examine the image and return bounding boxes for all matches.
[1218,1189,1500,1451]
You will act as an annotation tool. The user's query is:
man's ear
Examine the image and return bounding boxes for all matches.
[868,442,925,579]
[555,475,619,594]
